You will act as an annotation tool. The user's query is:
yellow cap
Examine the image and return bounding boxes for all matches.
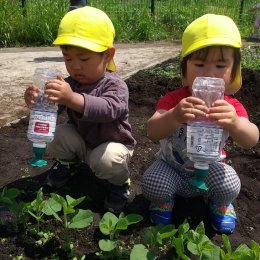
[182,14,242,94]
[53,6,116,71]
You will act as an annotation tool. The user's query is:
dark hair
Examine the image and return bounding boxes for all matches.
[181,46,241,82]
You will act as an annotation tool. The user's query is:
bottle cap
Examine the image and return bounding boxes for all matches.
[28,143,47,167]
[191,167,209,191]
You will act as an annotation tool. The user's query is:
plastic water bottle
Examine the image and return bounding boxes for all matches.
[186,77,225,190]
[27,68,61,167]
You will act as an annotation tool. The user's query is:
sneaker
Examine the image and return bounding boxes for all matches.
[104,183,130,213]
[149,199,174,225]
[46,161,79,189]
[210,203,236,234]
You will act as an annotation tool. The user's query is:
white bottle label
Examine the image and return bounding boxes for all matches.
[187,124,223,158]
[28,110,57,138]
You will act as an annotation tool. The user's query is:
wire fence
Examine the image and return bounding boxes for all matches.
[0,0,257,47]
[87,0,256,40]
[89,0,255,21]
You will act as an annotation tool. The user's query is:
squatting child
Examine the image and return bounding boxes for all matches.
[142,14,259,234]
[24,6,136,213]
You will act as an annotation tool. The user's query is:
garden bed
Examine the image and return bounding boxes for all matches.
[0,57,259,259]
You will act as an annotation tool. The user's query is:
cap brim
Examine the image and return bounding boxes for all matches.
[182,37,242,58]
[53,36,108,52]
[54,36,116,72]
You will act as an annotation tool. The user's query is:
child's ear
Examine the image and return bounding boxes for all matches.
[105,47,115,62]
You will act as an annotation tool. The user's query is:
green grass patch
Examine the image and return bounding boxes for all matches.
[0,0,258,47]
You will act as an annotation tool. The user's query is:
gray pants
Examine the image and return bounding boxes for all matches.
[142,159,241,205]
[48,124,134,186]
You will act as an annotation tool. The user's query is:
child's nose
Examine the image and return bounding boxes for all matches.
[204,66,216,77]
[71,61,81,70]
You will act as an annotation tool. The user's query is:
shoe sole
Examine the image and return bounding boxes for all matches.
[211,223,235,234]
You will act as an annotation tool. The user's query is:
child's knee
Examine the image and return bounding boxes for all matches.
[88,143,131,185]
[142,173,171,203]
[92,158,129,185]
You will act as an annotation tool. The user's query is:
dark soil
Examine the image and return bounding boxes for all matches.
[0,57,259,259]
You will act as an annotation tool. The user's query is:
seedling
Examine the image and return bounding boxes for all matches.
[144,223,177,250]
[185,222,220,259]
[97,212,143,258]
[48,193,93,229]
[220,234,260,259]
[24,188,59,232]
[0,187,21,224]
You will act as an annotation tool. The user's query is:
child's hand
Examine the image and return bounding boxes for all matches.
[208,99,259,149]
[174,96,208,124]
[45,76,74,106]
[207,99,238,130]
[24,85,40,108]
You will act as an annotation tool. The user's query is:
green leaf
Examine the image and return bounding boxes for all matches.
[232,243,250,257]
[130,244,157,260]
[251,240,260,252]
[66,195,85,208]
[0,197,13,205]
[65,207,75,215]
[42,198,62,222]
[199,246,220,260]
[178,220,190,235]
[99,212,118,235]
[125,213,143,225]
[172,237,186,258]
[222,234,232,254]
[220,249,227,259]
[187,241,199,255]
[42,197,62,215]
[195,221,205,235]
[188,230,202,244]
[98,239,117,252]
[4,187,20,199]
[116,218,128,230]
[50,193,66,205]
[156,224,177,245]
[143,228,156,246]
[68,209,93,229]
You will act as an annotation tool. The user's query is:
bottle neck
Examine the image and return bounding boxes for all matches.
[194,161,209,170]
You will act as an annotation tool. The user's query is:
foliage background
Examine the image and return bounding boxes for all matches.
[0,0,258,47]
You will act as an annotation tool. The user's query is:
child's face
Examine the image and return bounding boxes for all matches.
[61,46,114,84]
[186,46,234,91]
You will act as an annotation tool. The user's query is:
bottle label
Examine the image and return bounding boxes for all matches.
[34,121,49,134]
[187,124,223,159]
[28,110,57,140]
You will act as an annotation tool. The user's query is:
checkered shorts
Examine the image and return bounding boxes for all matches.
[142,159,241,205]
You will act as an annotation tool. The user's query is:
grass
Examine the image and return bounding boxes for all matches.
[241,45,260,70]
[0,0,258,47]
